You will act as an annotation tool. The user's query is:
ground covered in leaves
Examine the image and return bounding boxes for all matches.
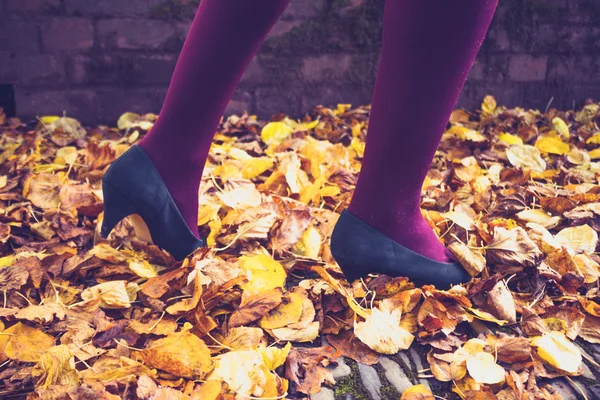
[0,96,599,400]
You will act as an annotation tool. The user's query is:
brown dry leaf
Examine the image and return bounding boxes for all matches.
[128,316,179,336]
[326,329,380,365]
[0,265,29,291]
[271,321,320,342]
[285,346,341,394]
[486,280,517,324]
[486,227,543,267]
[140,265,193,299]
[136,331,214,379]
[23,173,62,209]
[448,241,486,276]
[579,315,600,343]
[4,322,56,362]
[417,297,458,334]
[269,208,312,252]
[494,336,531,363]
[222,327,266,350]
[14,303,66,324]
[229,289,283,328]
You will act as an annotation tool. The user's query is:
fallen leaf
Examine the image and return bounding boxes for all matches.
[136,331,213,379]
[229,289,283,328]
[401,384,435,400]
[531,331,582,374]
[555,225,598,254]
[354,308,414,354]
[4,322,55,362]
[31,345,79,388]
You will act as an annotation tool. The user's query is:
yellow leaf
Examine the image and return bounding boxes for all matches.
[319,184,340,198]
[552,117,570,138]
[295,118,320,132]
[260,121,294,145]
[482,95,497,115]
[259,292,304,329]
[535,134,570,155]
[80,280,134,309]
[555,224,598,254]
[241,157,274,180]
[498,133,523,145]
[0,255,15,268]
[446,126,486,142]
[32,345,79,388]
[586,133,600,145]
[516,209,560,229]
[261,342,292,371]
[334,103,352,115]
[207,215,222,247]
[197,202,220,227]
[39,116,60,125]
[299,175,327,205]
[466,351,505,384]
[464,307,508,326]
[4,322,55,362]
[400,384,435,400]
[55,146,78,166]
[291,225,322,259]
[350,137,365,157]
[589,148,600,159]
[354,308,414,354]
[117,112,154,131]
[128,259,158,279]
[531,331,581,374]
[192,380,222,400]
[136,331,213,379]
[239,254,287,295]
[351,121,363,138]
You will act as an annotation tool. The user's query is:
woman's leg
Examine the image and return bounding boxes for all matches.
[347,0,498,263]
[138,0,291,238]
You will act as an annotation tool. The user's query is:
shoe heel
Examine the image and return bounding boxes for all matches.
[100,182,138,239]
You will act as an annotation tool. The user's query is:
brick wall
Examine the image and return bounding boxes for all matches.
[1,0,599,125]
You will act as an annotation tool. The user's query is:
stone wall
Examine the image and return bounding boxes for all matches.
[1,0,599,125]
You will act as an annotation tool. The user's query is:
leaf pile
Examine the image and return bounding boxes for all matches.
[0,98,599,399]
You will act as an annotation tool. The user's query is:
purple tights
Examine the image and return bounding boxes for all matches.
[138,0,499,263]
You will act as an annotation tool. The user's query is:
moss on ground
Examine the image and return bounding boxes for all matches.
[333,361,371,399]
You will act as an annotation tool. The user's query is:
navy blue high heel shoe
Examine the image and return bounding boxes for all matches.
[330,209,471,288]
[100,145,205,261]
